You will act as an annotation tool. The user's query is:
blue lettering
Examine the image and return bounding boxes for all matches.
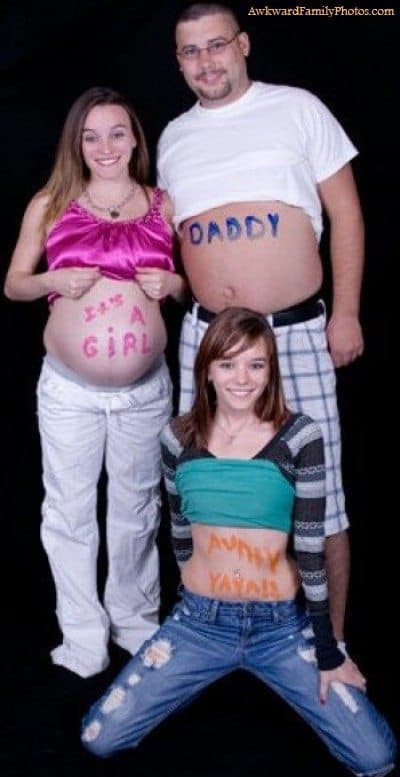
[189,223,203,245]
[245,216,265,240]
[267,212,280,237]
[207,221,223,243]
[226,217,242,241]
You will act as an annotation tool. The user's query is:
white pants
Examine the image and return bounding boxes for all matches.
[37,356,172,678]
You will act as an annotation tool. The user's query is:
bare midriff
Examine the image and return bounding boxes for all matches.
[44,277,167,386]
[180,201,322,313]
[182,525,300,601]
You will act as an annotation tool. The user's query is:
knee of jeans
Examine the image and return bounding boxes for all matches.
[81,725,113,759]
[81,703,131,760]
[81,714,137,760]
[81,718,110,758]
[354,734,397,777]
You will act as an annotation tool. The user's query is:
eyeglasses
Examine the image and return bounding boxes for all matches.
[177,31,241,61]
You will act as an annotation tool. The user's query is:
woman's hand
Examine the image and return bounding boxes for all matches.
[49,267,100,298]
[319,657,367,704]
[136,267,183,301]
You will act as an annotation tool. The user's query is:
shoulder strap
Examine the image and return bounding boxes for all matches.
[150,186,163,216]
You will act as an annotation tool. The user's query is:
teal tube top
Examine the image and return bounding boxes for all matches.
[175,458,295,533]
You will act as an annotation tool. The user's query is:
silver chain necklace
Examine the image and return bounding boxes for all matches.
[83,184,136,219]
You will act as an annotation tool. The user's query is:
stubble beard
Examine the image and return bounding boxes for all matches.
[194,75,233,104]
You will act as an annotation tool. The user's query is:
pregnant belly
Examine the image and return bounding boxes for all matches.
[43,278,167,386]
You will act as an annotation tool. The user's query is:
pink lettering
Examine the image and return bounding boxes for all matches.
[83,335,98,358]
[82,329,152,359]
[130,305,146,325]
[141,333,151,354]
[123,332,137,356]
[84,306,96,323]
[109,294,124,307]
[107,327,116,358]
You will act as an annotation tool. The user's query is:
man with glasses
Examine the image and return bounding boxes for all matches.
[157,2,365,643]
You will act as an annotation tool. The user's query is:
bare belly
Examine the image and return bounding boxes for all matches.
[180,201,322,313]
[182,525,300,601]
[44,277,167,386]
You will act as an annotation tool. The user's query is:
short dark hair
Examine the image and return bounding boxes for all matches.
[176,3,240,30]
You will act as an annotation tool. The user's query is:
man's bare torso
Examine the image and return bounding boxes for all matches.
[180,200,322,313]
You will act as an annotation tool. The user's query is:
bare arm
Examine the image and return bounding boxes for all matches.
[318,164,365,367]
[320,534,366,706]
[4,194,52,300]
[325,529,350,642]
[4,194,100,301]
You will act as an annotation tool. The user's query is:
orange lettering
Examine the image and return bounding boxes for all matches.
[261,578,270,597]
[266,550,280,574]
[207,534,223,555]
[246,579,261,596]
[253,548,264,568]
[219,574,232,593]
[268,580,280,598]
[232,578,244,595]
[209,572,221,592]
[237,539,255,564]
[220,535,238,552]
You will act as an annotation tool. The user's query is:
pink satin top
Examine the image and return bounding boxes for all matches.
[45,187,175,294]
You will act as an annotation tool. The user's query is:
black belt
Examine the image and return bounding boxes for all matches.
[195,294,324,328]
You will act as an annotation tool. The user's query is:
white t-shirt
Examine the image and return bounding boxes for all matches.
[157,81,358,241]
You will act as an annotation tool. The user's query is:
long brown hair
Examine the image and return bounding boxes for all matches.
[40,86,149,230]
[179,307,289,448]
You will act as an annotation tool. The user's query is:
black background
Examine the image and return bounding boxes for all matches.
[1,1,398,775]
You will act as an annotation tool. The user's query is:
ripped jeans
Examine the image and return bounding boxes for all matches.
[82,589,397,775]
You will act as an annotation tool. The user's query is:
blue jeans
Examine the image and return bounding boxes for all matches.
[81,589,397,775]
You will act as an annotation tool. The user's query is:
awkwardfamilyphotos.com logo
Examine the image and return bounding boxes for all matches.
[247,4,395,15]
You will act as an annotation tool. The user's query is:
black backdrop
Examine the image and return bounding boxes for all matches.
[1,2,398,775]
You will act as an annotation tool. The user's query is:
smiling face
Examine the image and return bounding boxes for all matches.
[81,104,136,180]
[176,12,250,108]
[208,337,271,414]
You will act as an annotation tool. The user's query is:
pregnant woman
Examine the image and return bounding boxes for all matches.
[4,86,185,678]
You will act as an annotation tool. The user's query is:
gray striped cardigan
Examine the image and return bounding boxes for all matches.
[161,412,343,670]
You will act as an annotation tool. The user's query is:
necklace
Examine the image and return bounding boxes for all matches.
[83,184,136,219]
[213,416,254,443]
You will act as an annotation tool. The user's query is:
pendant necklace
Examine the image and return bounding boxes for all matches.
[213,416,254,443]
[83,184,136,219]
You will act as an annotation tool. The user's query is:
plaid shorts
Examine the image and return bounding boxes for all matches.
[178,302,348,537]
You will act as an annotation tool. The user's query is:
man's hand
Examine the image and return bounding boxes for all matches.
[327,312,364,367]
